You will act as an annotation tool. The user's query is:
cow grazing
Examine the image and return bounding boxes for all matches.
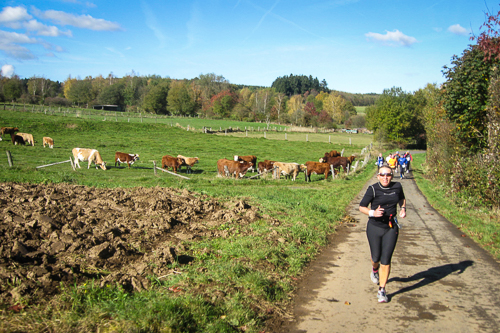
[1,127,19,139]
[258,160,276,174]
[16,133,34,146]
[319,156,349,173]
[304,161,337,181]
[115,152,140,168]
[217,159,253,179]
[273,162,304,181]
[162,155,184,173]
[11,134,25,146]
[43,137,54,148]
[234,155,257,172]
[177,155,199,174]
[72,148,107,170]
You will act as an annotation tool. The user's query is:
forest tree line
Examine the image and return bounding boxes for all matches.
[0,73,376,129]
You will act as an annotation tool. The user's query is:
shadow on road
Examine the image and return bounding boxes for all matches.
[388,260,474,297]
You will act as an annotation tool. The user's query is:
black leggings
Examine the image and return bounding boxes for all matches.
[366,222,399,265]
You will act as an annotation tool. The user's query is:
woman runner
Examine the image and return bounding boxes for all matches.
[359,166,406,302]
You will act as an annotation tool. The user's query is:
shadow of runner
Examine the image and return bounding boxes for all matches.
[388,260,474,297]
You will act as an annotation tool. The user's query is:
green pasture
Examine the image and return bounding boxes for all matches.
[0,110,377,332]
[226,131,373,146]
[0,110,371,187]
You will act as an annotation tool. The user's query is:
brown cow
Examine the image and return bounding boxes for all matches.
[234,155,257,172]
[1,127,19,139]
[115,152,140,168]
[324,150,341,158]
[72,148,107,170]
[177,155,199,174]
[347,155,356,168]
[217,159,253,178]
[304,161,338,181]
[11,134,25,145]
[43,137,54,148]
[258,160,276,173]
[319,156,349,173]
[162,155,184,173]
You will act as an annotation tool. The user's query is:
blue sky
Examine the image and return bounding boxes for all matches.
[0,0,495,93]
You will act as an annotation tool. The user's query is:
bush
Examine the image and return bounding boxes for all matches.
[45,97,72,107]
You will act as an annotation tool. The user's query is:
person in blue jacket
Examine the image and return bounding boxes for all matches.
[398,155,408,179]
[376,153,384,170]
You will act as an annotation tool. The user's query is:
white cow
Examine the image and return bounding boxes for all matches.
[72,148,107,170]
[16,133,34,146]
[273,162,305,181]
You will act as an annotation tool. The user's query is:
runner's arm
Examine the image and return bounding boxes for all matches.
[399,199,406,218]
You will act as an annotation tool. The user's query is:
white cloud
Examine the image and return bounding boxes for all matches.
[448,24,468,36]
[365,29,418,47]
[1,64,15,78]
[33,8,122,31]
[0,6,32,24]
[0,30,39,59]
[24,19,73,37]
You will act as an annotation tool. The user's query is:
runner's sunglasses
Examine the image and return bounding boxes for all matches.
[378,173,393,177]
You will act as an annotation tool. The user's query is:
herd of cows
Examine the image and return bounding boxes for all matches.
[1,126,356,182]
[0,126,53,148]
[216,151,356,181]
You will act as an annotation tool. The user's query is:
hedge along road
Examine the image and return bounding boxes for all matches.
[278,169,500,333]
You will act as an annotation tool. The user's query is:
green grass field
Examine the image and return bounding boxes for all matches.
[0,110,377,332]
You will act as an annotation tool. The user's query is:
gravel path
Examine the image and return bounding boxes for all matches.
[280,170,500,333]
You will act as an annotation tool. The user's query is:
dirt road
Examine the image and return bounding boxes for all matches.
[280,172,500,333]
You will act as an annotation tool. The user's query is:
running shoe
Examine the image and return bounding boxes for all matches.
[377,289,388,303]
[370,270,379,284]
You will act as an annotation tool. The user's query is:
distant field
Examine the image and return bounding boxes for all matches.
[226,131,373,147]
[355,106,367,114]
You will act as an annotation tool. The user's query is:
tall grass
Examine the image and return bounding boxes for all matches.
[0,110,376,332]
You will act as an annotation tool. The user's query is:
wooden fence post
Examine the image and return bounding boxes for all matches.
[331,165,335,179]
[69,156,76,171]
[6,151,13,167]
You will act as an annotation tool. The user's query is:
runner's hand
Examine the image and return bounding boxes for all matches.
[374,205,384,217]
